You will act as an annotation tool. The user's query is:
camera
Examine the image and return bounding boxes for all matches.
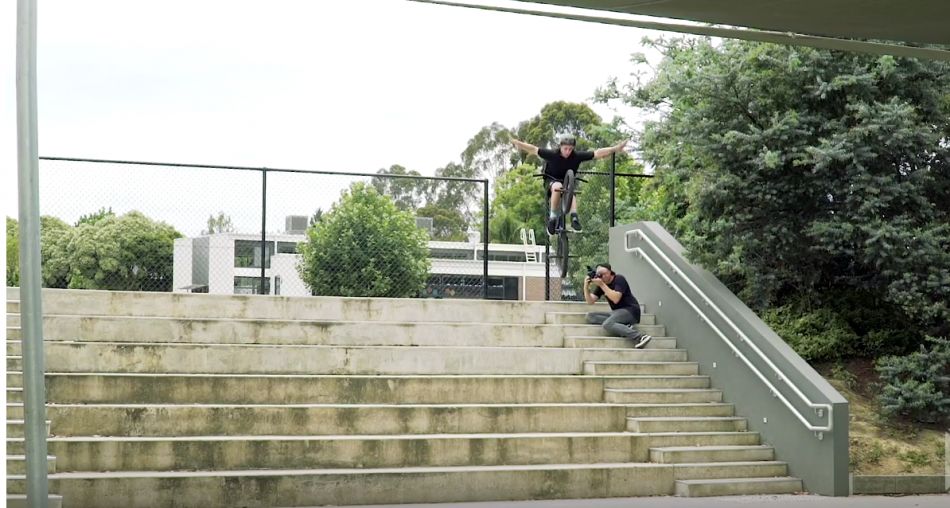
[586,265,598,280]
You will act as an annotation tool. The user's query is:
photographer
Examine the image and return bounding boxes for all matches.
[584,263,652,348]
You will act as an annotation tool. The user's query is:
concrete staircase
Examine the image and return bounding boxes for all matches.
[6,298,64,508]
[5,289,802,507]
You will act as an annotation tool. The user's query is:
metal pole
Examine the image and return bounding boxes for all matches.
[610,152,616,228]
[260,168,267,295]
[544,241,550,301]
[16,0,50,505]
[482,180,489,299]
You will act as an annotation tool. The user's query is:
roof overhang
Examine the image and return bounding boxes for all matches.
[410,0,950,61]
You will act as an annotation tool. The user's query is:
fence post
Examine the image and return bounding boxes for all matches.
[260,167,267,295]
[544,240,550,301]
[610,152,616,228]
[482,179,489,299]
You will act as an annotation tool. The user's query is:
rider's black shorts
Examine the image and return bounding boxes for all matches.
[544,178,564,200]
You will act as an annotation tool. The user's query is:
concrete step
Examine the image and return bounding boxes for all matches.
[18,432,743,471]
[560,323,665,337]
[7,313,20,327]
[6,299,19,313]
[627,417,748,433]
[635,432,761,448]
[604,389,723,404]
[7,419,51,438]
[6,461,791,506]
[8,370,22,387]
[624,404,734,418]
[8,387,24,403]
[7,288,606,323]
[5,431,764,458]
[584,362,699,376]
[6,494,63,508]
[8,355,22,371]
[8,403,23,419]
[39,315,585,347]
[564,336,677,349]
[7,455,57,474]
[650,445,774,463]
[43,342,689,375]
[43,373,712,404]
[674,476,803,497]
[601,376,710,390]
[46,403,637,436]
[545,312,655,325]
[7,326,20,339]
[8,339,21,356]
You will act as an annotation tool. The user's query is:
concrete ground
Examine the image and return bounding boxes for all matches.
[315,494,950,508]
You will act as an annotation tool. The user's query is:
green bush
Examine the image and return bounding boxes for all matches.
[876,337,950,424]
[763,304,858,362]
[298,183,430,298]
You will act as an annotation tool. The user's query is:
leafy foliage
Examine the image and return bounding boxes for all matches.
[604,37,950,338]
[876,337,950,424]
[6,217,18,286]
[298,183,430,297]
[203,211,235,234]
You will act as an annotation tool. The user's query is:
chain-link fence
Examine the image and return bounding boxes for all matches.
[8,157,650,301]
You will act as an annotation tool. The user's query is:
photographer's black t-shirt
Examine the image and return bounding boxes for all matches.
[592,274,640,315]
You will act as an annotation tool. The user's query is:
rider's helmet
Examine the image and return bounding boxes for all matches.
[557,133,576,146]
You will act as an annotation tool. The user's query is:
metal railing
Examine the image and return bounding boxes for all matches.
[626,227,833,434]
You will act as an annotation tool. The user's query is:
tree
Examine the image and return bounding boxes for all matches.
[371,165,427,212]
[203,211,235,234]
[605,37,950,337]
[6,217,18,287]
[309,208,324,226]
[298,183,430,297]
[49,211,182,291]
[76,207,115,226]
[490,163,546,242]
[461,122,517,181]
[40,215,72,289]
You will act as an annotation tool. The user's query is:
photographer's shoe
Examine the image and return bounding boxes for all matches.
[546,216,558,235]
[570,214,583,232]
[634,335,652,349]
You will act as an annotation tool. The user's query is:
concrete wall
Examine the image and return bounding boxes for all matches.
[609,221,849,496]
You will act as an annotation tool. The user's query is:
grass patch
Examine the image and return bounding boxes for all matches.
[820,359,947,475]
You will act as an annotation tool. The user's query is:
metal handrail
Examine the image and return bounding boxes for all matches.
[626,228,833,434]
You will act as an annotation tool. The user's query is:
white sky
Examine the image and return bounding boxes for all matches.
[2,0,670,235]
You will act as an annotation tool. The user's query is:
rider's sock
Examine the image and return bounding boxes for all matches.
[570,211,579,217]
[549,210,558,218]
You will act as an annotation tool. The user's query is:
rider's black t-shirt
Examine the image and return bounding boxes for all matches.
[538,147,595,182]
[591,274,641,316]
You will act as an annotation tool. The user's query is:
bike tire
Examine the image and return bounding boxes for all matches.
[561,169,577,217]
[557,227,570,278]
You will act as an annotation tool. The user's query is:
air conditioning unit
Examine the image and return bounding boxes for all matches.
[415,216,434,235]
[285,215,309,234]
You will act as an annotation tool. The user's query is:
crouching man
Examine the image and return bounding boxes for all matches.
[584,263,652,348]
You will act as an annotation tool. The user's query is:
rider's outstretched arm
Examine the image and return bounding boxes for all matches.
[511,138,539,156]
[593,139,628,160]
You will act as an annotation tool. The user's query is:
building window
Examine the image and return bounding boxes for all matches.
[276,241,299,254]
[234,240,274,268]
[234,276,271,295]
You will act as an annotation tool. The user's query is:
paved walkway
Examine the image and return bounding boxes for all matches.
[316,494,949,508]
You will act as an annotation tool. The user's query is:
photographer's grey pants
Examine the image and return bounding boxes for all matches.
[586,309,646,340]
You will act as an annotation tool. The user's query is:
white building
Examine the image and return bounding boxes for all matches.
[173,228,568,300]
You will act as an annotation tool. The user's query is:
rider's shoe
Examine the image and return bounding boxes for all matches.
[570,213,583,232]
[546,216,558,236]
